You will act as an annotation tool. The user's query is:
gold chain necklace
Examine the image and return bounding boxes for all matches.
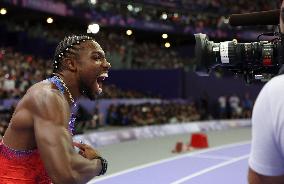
[52,73,75,104]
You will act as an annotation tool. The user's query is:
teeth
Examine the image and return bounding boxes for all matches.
[98,88,102,94]
[99,73,108,78]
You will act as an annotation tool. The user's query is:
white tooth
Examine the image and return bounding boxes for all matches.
[98,88,102,94]
[100,73,108,78]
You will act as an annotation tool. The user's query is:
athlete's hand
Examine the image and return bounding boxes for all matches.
[73,142,101,160]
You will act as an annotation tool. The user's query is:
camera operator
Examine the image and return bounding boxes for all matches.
[248,1,284,183]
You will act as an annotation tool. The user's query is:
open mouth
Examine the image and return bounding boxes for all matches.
[96,72,108,94]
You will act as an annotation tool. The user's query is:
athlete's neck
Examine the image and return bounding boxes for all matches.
[53,72,80,104]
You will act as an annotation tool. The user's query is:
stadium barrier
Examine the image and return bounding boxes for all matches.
[73,119,251,147]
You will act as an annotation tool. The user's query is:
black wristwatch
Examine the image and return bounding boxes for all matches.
[94,156,108,176]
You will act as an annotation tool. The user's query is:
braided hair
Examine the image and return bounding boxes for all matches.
[53,35,94,72]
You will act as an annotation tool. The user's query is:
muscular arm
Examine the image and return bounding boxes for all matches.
[248,168,284,184]
[26,88,101,184]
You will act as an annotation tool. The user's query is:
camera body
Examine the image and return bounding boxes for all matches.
[194,33,284,83]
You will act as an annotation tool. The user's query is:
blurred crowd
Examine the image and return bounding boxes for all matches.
[0,105,14,137]
[93,0,277,28]
[0,19,191,69]
[106,102,200,127]
[95,32,189,69]
[217,92,253,120]
[54,0,278,31]
[56,0,278,25]
[104,93,254,127]
[0,47,158,99]
[0,48,51,99]
[2,0,279,72]
[2,0,280,68]
[100,84,157,99]
[0,92,254,136]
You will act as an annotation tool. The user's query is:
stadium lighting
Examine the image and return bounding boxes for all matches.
[134,7,141,13]
[89,0,97,5]
[126,29,133,36]
[162,34,168,39]
[0,8,7,15]
[46,17,54,24]
[127,4,133,11]
[161,13,167,20]
[165,42,171,48]
[87,23,100,34]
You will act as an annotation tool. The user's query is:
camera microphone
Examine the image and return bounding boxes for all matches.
[229,9,280,26]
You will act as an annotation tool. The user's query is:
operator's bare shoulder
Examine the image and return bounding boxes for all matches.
[20,80,70,123]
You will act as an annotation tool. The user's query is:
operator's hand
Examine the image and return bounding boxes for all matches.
[73,142,101,160]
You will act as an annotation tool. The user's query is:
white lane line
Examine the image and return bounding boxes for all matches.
[88,141,250,183]
[170,154,249,184]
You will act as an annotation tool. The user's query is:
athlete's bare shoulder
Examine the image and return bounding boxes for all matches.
[18,80,70,125]
[4,80,68,146]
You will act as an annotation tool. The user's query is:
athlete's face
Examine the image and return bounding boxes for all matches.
[76,40,111,100]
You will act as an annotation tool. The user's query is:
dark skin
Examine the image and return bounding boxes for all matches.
[248,1,284,183]
[248,168,284,184]
[3,40,111,184]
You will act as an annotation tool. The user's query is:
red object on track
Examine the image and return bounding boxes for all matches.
[189,133,209,148]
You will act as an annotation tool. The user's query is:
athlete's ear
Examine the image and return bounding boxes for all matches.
[63,58,77,72]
